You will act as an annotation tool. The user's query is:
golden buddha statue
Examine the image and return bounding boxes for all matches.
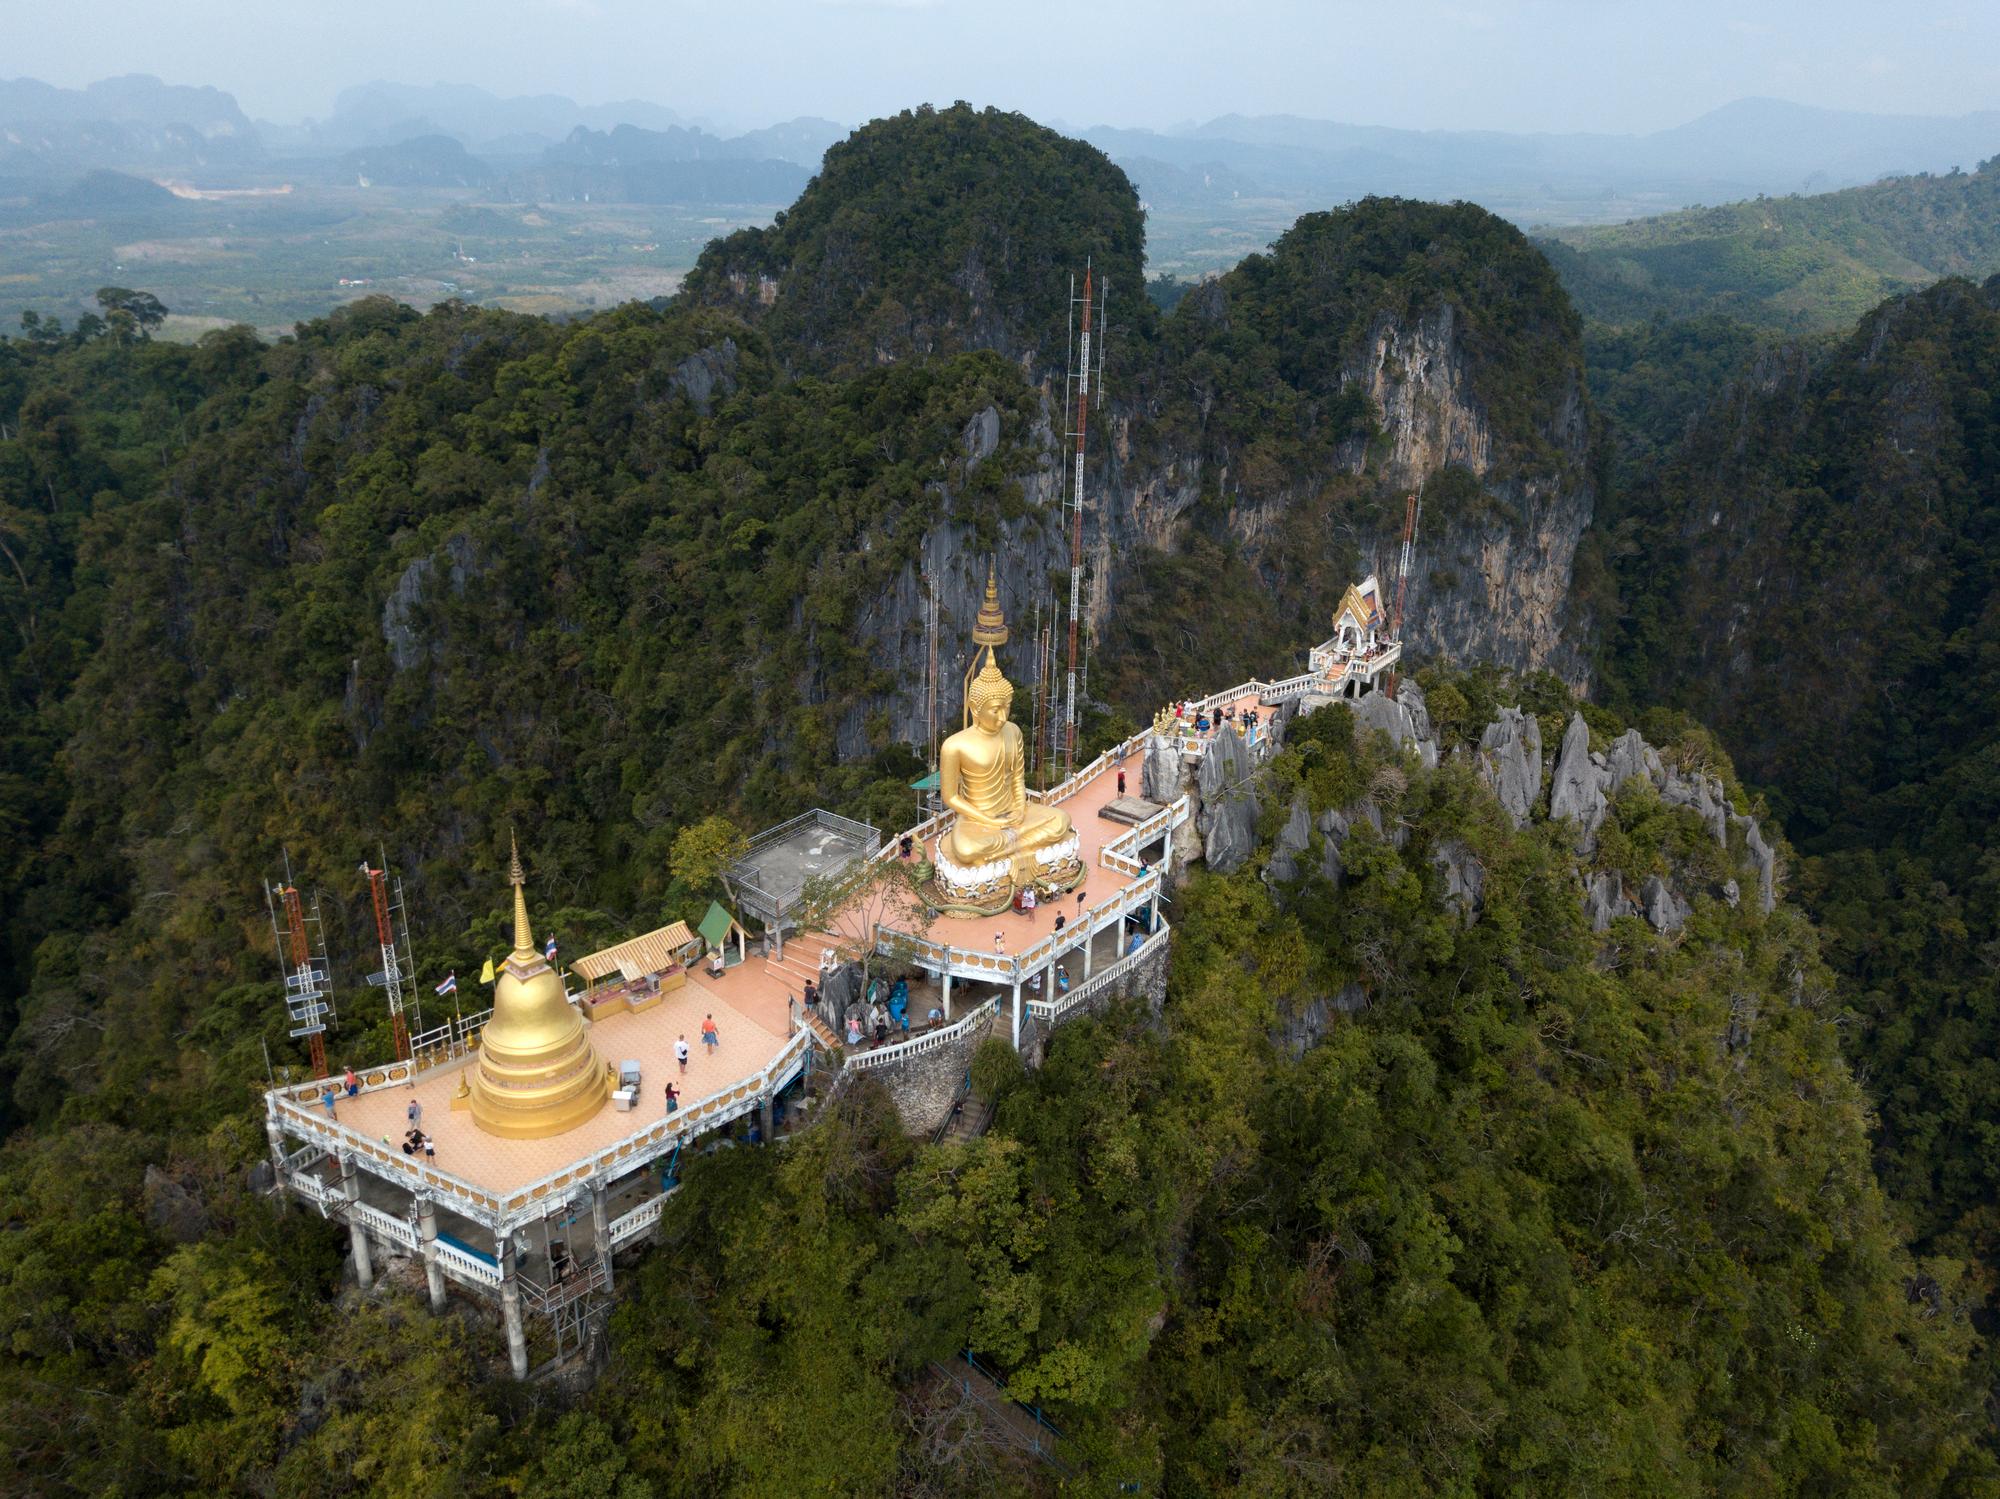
[937,648,1077,897]
[459,837,612,1139]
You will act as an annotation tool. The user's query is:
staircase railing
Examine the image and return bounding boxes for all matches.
[936,1350,1074,1475]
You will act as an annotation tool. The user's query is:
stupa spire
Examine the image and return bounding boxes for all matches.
[972,560,1008,650]
[509,829,533,956]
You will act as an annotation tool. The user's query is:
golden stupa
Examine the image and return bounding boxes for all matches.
[460,836,612,1139]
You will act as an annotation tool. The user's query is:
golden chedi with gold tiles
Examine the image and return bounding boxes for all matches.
[458,838,612,1139]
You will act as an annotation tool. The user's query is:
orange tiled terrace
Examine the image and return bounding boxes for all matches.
[337,974,788,1195]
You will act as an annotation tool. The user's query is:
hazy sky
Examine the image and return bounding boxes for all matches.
[7,0,1997,134]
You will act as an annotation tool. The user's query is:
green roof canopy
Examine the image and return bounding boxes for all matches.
[910,771,940,791]
[698,900,736,950]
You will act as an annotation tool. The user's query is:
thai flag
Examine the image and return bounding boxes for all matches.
[435,971,457,996]
[545,935,558,962]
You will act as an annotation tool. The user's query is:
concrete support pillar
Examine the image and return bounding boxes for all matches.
[339,1153,373,1291]
[1083,925,1096,980]
[758,1093,775,1143]
[497,1231,529,1380]
[1010,977,1023,1051]
[1148,886,1161,934]
[265,1114,290,1213]
[589,1182,614,1296]
[941,969,953,1021]
[417,1194,445,1312]
[265,1113,287,1177]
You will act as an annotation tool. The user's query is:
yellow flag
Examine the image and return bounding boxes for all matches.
[480,957,496,985]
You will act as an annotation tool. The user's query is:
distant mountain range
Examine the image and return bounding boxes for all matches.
[0,75,1994,226]
[1090,98,2000,222]
[0,75,842,203]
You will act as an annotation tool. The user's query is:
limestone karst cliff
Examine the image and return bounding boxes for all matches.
[1174,680,1779,953]
[757,122,1602,746]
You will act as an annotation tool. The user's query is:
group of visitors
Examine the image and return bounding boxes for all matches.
[400,1096,433,1157]
[1170,700,1261,738]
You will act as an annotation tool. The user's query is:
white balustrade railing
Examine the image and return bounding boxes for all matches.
[844,997,1000,1071]
[270,1024,813,1235]
[287,1168,337,1206]
[1027,921,1170,1024]
[435,1238,504,1287]
[493,1026,812,1220]
[350,1198,420,1252]
[606,1188,679,1248]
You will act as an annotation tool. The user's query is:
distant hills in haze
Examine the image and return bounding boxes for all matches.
[1090,97,2000,230]
[0,72,1994,267]
[0,75,845,203]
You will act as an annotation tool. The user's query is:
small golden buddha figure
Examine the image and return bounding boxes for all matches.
[938,650,1075,893]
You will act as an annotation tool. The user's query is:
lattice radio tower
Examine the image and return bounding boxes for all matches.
[361,852,419,1063]
[1062,263,1109,778]
[265,856,336,1079]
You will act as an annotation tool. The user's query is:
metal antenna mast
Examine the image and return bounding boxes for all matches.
[362,852,419,1063]
[266,853,336,1079]
[1387,482,1424,699]
[1063,264,1108,777]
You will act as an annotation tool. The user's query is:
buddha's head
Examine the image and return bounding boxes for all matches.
[968,652,1014,733]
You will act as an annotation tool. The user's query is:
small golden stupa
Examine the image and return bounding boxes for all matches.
[460,836,611,1139]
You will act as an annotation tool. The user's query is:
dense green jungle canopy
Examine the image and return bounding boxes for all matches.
[2,103,2000,1496]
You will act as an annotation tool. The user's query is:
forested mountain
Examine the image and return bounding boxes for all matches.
[2,101,1998,1494]
[1595,275,2000,1365]
[1543,156,2000,331]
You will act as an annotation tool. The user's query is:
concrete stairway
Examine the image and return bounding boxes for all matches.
[759,933,845,1053]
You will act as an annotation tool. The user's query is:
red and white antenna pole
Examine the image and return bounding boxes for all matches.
[1065,264,1093,778]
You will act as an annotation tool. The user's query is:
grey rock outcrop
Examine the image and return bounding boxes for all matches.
[1658,767,1730,847]
[1276,983,1371,1057]
[1547,713,1609,852]
[381,534,481,672]
[1141,733,1184,804]
[1312,800,1388,886]
[1583,872,1637,931]
[1315,807,1350,885]
[1432,839,1484,919]
[819,960,862,1028]
[1743,821,1777,914]
[1477,708,1542,827]
[1197,726,1260,875]
[1603,729,1661,792]
[1351,690,1440,770]
[1399,680,1436,751]
[1639,875,1690,934]
[667,339,740,416]
[962,405,1000,467]
[1267,796,1312,884]
[143,1165,211,1245]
